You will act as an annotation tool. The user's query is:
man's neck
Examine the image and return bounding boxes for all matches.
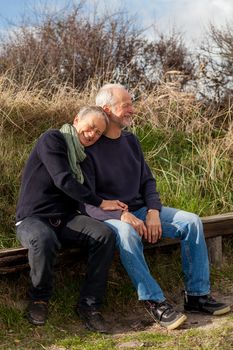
[104,123,122,139]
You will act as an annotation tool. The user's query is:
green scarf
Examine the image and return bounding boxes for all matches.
[60,123,86,184]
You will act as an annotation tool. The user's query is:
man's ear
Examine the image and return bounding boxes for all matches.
[102,105,111,114]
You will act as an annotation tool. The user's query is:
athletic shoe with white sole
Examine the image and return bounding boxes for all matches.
[144,300,187,330]
[184,294,231,316]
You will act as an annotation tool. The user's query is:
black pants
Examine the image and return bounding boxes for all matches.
[16,215,115,308]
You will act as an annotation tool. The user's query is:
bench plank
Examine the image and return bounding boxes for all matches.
[0,212,232,273]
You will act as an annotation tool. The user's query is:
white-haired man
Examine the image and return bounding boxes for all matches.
[81,85,230,330]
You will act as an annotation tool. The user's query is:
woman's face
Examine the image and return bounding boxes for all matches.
[73,113,106,147]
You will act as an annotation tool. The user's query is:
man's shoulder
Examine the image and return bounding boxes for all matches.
[122,129,139,138]
[122,130,140,143]
[122,129,133,137]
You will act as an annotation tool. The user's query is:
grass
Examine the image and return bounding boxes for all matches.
[0,77,232,348]
[1,319,233,350]
[0,243,233,349]
[0,77,232,245]
[136,125,233,216]
[1,122,232,246]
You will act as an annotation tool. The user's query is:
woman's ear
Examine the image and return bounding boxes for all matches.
[73,115,79,125]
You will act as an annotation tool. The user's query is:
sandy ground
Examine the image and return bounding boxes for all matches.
[104,291,233,335]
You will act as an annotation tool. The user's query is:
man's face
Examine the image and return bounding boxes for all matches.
[73,113,106,147]
[107,89,134,128]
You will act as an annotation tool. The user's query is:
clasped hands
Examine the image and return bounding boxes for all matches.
[100,199,161,243]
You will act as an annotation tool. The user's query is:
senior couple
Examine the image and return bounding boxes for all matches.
[16,84,230,333]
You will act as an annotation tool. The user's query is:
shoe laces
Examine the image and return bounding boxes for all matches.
[146,300,172,310]
[204,295,216,302]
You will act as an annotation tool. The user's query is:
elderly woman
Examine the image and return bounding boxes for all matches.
[16,106,127,332]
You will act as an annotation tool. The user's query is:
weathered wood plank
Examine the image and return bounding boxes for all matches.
[202,212,233,241]
[0,254,28,266]
[0,212,232,273]
[0,247,27,258]
[201,212,233,223]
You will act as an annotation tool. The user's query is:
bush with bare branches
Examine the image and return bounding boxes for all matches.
[0,4,194,92]
[198,22,233,103]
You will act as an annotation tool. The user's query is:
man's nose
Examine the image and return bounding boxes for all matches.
[128,105,134,114]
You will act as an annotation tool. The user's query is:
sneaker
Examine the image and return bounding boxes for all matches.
[76,306,109,333]
[144,300,187,330]
[184,294,231,316]
[27,300,48,326]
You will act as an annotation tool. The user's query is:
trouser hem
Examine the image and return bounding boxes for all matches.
[185,290,210,296]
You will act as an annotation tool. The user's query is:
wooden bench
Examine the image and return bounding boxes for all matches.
[0,212,233,274]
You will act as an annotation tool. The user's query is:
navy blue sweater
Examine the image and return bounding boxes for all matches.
[81,131,162,221]
[16,130,102,222]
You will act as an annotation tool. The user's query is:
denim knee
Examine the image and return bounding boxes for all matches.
[179,212,204,243]
[188,213,201,226]
[105,219,142,250]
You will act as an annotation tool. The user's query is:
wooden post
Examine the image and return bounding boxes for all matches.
[206,236,223,267]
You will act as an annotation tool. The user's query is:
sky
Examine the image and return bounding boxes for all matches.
[0,0,233,47]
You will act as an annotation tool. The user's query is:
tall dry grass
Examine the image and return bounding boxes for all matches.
[0,74,232,247]
[133,83,232,215]
[0,74,94,136]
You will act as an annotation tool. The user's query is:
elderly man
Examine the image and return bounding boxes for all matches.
[81,84,230,330]
[16,106,127,332]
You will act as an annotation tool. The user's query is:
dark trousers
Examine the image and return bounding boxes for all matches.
[16,215,115,308]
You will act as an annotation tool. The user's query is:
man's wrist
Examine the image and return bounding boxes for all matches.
[147,208,159,214]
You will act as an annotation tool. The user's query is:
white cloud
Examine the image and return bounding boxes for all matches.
[85,0,233,47]
[1,0,233,47]
[152,0,233,46]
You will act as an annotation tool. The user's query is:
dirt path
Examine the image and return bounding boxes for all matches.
[106,291,233,335]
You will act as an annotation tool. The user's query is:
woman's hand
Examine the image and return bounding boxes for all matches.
[100,199,128,211]
[121,211,147,237]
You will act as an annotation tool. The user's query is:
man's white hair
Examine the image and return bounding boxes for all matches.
[95,83,126,107]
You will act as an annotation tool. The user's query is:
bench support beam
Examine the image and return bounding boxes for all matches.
[206,236,223,267]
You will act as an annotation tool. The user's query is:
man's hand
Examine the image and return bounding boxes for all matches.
[145,209,162,243]
[100,199,128,211]
[121,211,147,237]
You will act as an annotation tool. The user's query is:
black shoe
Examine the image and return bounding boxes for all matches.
[184,294,231,316]
[76,306,109,333]
[144,300,187,330]
[27,300,48,326]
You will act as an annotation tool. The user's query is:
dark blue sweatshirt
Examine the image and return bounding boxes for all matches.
[81,130,162,221]
[16,130,102,222]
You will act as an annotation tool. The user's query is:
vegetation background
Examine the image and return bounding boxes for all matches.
[0,3,232,247]
[0,3,232,349]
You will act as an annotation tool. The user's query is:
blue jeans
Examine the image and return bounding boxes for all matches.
[105,206,210,302]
